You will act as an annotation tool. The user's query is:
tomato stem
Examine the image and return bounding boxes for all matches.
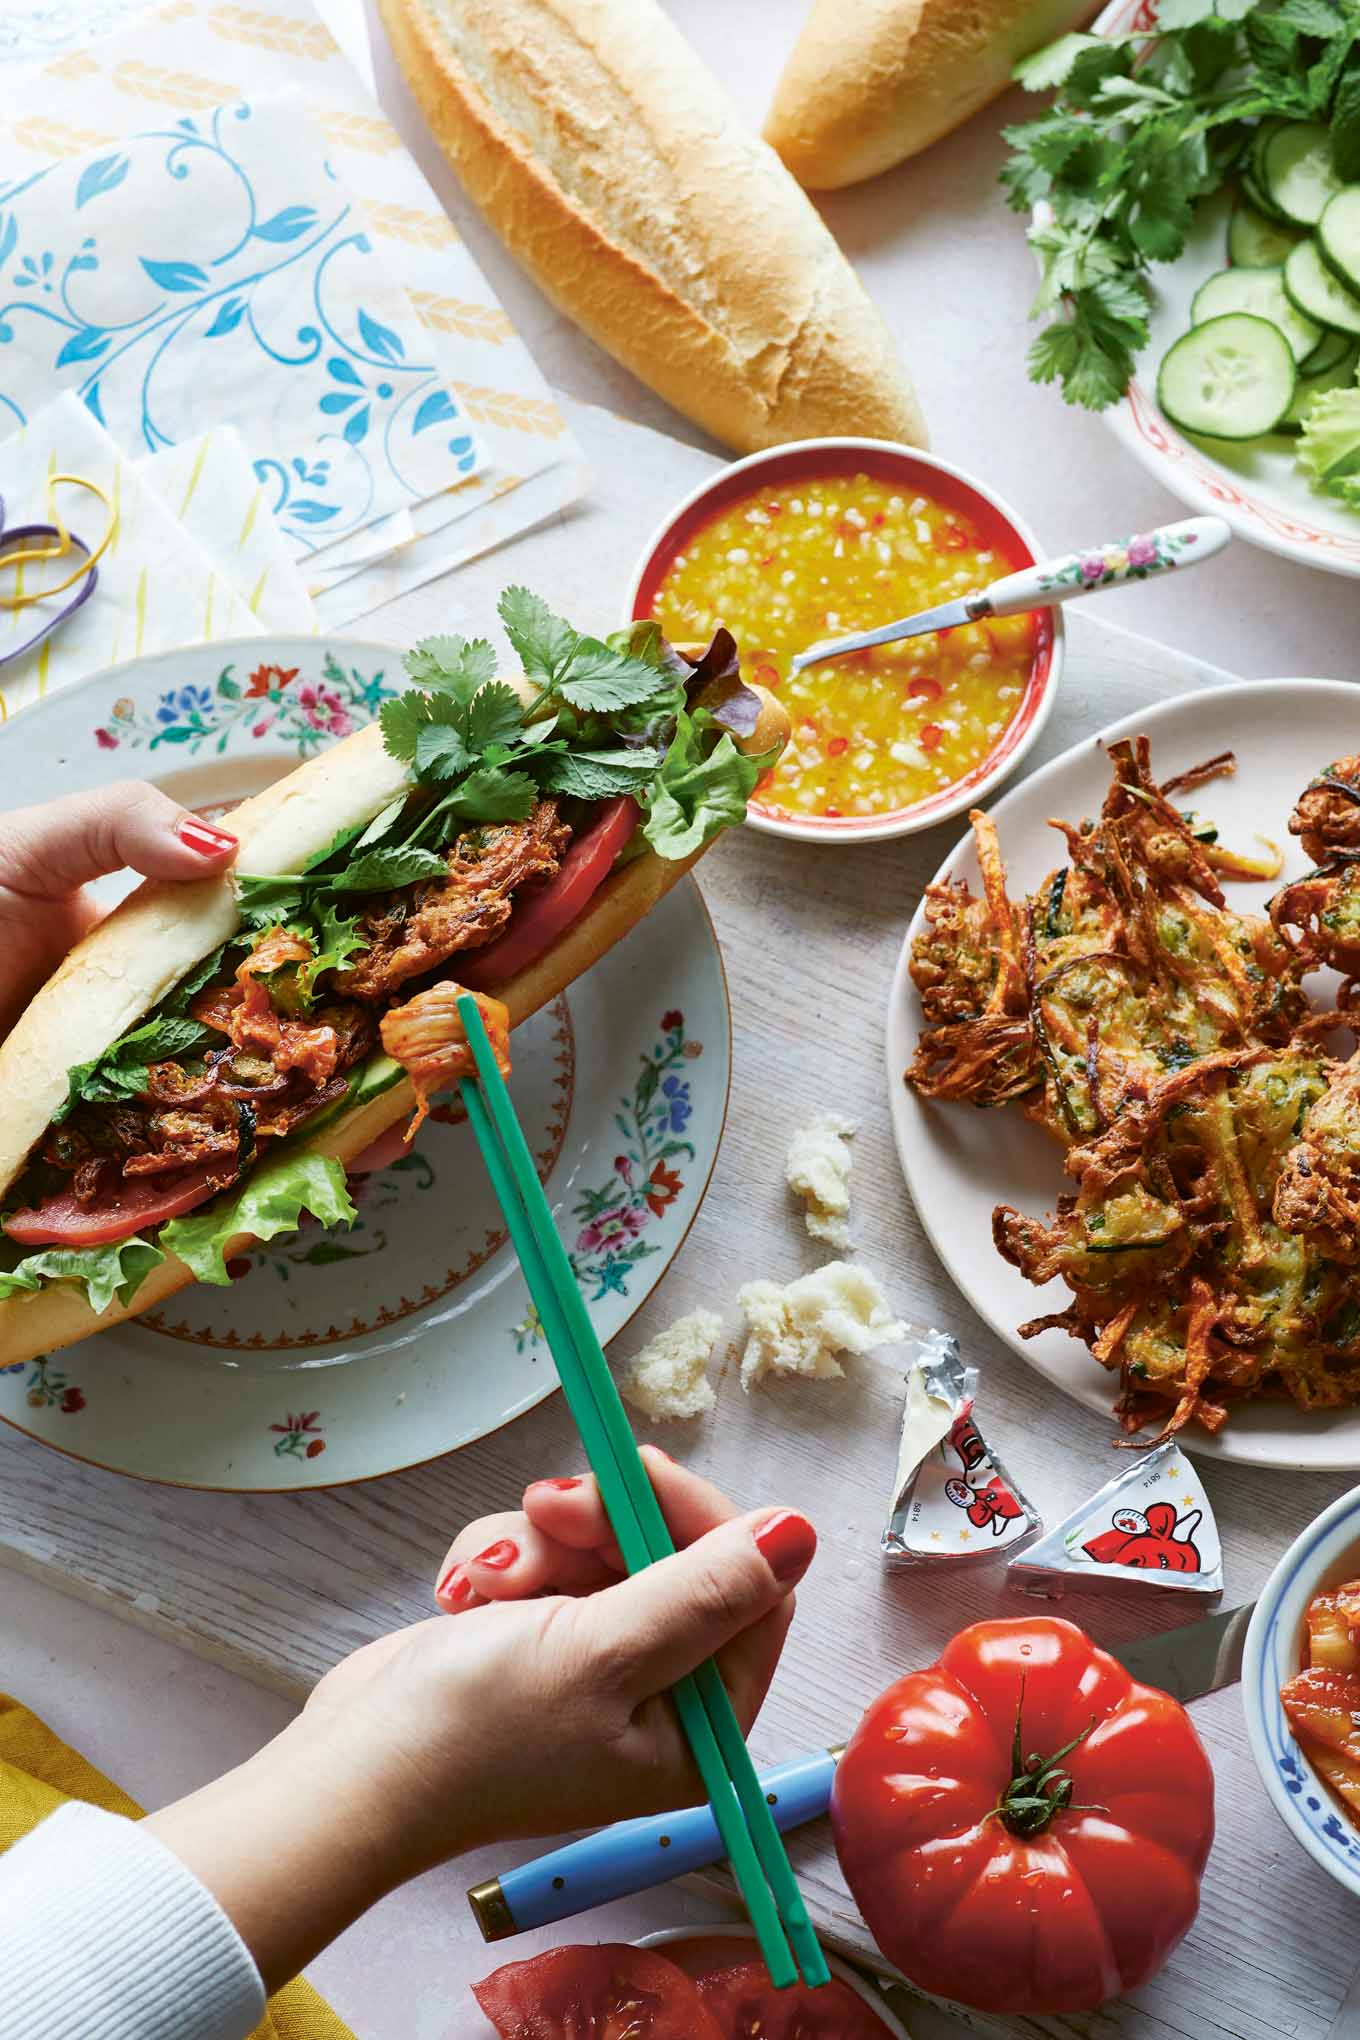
[994,1675,1101,1838]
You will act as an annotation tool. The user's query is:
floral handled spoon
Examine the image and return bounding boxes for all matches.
[790,515,1230,673]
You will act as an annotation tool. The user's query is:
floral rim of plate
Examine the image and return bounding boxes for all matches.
[625,435,1064,844]
[0,635,731,1490]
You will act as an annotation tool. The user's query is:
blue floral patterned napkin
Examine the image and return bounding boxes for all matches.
[0,90,481,560]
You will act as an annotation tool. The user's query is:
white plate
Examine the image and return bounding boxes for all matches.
[0,639,730,1489]
[887,677,1360,1470]
[1086,0,1360,578]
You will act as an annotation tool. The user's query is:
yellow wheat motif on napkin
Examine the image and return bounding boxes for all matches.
[207,6,336,59]
[449,385,568,439]
[112,60,239,108]
[318,110,402,155]
[362,201,459,249]
[11,117,117,158]
[409,291,513,344]
[42,49,100,79]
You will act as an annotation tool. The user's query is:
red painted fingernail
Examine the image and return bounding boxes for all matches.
[753,1510,816,1583]
[436,1562,476,1609]
[534,1477,582,1492]
[176,816,237,857]
[473,1538,518,1571]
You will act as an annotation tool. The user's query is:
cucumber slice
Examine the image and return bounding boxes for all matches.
[1302,327,1356,375]
[1229,203,1303,268]
[1284,238,1360,335]
[1319,187,1360,296]
[1158,314,1297,440]
[1262,121,1346,226]
[1190,265,1320,363]
[1242,169,1291,225]
[1281,343,1360,432]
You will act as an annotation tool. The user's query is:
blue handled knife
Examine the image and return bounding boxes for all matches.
[467,1603,1253,1941]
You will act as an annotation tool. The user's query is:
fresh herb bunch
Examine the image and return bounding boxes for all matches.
[233,588,767,975]
[1004,0,1360,410]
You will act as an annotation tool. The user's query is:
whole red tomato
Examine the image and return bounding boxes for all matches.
[830,1616,1214,2015]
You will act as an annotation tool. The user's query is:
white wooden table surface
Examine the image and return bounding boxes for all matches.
[5,0,1360,2033]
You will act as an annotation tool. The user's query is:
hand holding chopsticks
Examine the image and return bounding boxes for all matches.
[455,993,829,1993]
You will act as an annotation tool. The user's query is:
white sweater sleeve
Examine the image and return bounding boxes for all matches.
[0,1801,266,2040]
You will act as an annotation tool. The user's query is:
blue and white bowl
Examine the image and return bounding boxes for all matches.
[1244,1484,1360,1896]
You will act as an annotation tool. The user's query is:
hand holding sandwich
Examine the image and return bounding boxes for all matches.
[0,785,238,1039]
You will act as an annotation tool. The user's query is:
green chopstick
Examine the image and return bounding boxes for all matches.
[455,996,829,1992]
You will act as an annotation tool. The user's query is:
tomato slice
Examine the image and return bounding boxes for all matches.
[471,1944,724,2039]
[459,797,639,990]
[696,1962,892,2038]
[4,1161,231,1248]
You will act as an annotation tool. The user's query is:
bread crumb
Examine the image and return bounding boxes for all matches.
[621,1309,722,1422]
[785,1113,856,1249]
[738,1261,905,1390]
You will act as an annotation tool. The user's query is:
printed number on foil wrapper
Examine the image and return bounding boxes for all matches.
[1007,1440,1223,1599]
[882,1326,1041,1565]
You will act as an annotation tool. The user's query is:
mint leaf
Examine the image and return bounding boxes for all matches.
[539,747,662,800]
[498,585,578,682]
[164,942,229,1015]
[403,634,496,704]
[60,1013,212,1120]
[337,845,448,894]
[468,679,526,752]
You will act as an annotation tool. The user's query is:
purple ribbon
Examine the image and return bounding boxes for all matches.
[0,488,100,669]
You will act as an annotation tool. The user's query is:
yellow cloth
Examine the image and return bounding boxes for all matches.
[0,1693,357,2040]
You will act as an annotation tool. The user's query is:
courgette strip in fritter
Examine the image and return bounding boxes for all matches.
[908,736,1360,1442]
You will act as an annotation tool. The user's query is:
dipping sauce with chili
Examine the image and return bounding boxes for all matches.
[644,471,1043,825]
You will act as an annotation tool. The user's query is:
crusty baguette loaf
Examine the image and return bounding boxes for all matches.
[0,676,787,1366]
[376,0,926,454]
[764,0,1098,191]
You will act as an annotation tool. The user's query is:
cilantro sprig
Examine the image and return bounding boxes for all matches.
[1004,0,1360,410]
[232,591,769,996]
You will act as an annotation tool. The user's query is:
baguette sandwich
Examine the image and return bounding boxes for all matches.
[764,0,1099,191]
[376,0,926,454]
[0,590,787,1366]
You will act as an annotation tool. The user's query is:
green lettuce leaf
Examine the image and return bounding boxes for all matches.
[161,1150,356,1287]
[0,1236,163,1315]
[1298,387,1360,486]
[641,712,773,861]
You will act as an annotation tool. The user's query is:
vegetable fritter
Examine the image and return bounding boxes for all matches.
[907,736,1360,1442]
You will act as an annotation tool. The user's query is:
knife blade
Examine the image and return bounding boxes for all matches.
[468,1605,1254,1941]
[1108,1601,1253,1703]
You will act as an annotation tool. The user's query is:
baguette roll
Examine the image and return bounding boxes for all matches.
[376,0,926,454]
[764,0,1098,191]
[0,676,786,1366]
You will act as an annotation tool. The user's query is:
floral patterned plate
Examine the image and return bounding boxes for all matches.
[0,637,731,1489]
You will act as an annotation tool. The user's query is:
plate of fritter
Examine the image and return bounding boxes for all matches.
[888,679,1360,1468]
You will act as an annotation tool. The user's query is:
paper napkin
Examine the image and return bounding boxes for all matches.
[0,90,482,565]
[139,427,316,635]
[0,0,588,625]
[0,390,262,719]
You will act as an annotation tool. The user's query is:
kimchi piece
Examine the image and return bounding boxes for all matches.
[380,983,511,1137]
[1283,1577,1360,1825]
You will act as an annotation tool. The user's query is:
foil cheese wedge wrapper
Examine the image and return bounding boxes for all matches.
[882,1327,1041,1565]
[1007,1439,1223,1599]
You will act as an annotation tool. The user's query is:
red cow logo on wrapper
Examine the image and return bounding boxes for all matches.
[943,1474,1026,1537]
[1081,1502,1204,1573]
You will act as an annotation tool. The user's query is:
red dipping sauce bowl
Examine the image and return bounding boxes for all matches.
[624,437,1063,844]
